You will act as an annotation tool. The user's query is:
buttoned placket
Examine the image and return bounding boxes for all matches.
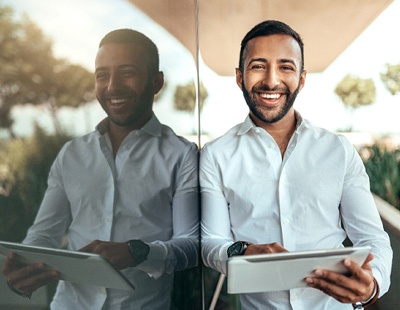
[99,135,117,241]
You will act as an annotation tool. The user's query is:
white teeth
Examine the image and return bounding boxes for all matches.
[110,98,127,104]
[260,93,280,99]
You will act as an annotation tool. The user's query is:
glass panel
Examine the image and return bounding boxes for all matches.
[0,0,200,309]
[198,1,400,309]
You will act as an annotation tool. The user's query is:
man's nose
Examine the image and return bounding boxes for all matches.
[262,68,280,88]
[107,74,122,93]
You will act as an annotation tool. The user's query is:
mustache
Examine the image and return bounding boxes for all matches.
[251,84,288,93]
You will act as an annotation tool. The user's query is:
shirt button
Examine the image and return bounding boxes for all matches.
[283,218,290,225]
[254,128,260,133]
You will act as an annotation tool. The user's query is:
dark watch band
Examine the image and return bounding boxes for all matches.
[227,241,249,257]
[128,239,150,267]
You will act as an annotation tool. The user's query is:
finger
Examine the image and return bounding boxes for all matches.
[79,240,99,253]
[3,252,18,274]
[13,269,61,295]
[305,276,354,303]
[343,257,373,283]
[7,262,48,284]
[305,262,375,303]
[361,253,374,269]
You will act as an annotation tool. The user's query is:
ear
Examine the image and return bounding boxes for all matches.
[298,69,307,92]
[153,71,164,94]
[235,68,243,90]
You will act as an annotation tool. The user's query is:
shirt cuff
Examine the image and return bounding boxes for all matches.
[135,241,175,279]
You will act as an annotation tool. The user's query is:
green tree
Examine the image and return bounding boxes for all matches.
[381,63,400,96]
[173,81,208,112]
[334,74,376,131]
[0,125,72,241]
[0,5,95,137]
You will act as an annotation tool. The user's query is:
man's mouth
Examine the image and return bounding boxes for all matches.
[110,97,129,104]
[259,93,281,99]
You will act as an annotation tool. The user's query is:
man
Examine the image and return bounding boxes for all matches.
[200,20,392,309]
[3,29,199,309]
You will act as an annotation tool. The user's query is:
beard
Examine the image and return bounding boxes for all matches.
[242,80,300,124]
[98,79,154,128]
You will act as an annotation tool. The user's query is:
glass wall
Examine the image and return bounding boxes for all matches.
[0,0,203,308]
[1,0,398,309]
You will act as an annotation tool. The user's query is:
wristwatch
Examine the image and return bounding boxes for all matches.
[127,239,150,267]
[227,241,249,257]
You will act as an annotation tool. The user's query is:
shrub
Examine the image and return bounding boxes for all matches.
[362,144,400,210]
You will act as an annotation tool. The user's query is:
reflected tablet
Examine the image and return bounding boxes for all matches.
[0,241,135,290]
[227,246,371,294]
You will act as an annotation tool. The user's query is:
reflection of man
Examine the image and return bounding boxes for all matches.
[200,20,392,309]
[3,29,199,309]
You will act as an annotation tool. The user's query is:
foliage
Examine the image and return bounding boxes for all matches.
[380,63,400,96]
[0,5,95,137]
[0,125,72,241]
[334,74,376,109]
[173,81,208,112]
[363,144,400,210]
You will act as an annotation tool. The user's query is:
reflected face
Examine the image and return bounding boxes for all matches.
[236,34,306,125]
[95,43,159,129]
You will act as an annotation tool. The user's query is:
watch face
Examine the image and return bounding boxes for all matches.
[228,241,247,257]
[128,240,150,266]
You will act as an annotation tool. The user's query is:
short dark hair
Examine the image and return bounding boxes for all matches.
[239,20,304,72]
[99,29,159,75]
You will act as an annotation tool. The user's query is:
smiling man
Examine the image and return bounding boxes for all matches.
[3,29,199,309]
[200,20,392,309]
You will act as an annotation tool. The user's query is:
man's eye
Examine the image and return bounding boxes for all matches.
[251,64,264,70]
[95,73,108,80]
[282,66,294,71]
[121,71,137,77]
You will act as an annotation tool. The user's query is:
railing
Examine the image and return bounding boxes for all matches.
[373,194,400,309]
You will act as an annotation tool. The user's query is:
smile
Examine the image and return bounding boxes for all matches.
[110,98,129,104]
[259,93,281,99]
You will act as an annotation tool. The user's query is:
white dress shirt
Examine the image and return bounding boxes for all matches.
[24,114,199,309]
[200,112,392,310]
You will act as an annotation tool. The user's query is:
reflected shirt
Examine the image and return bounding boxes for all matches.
[24,114,199,309]
[200,112,392,310]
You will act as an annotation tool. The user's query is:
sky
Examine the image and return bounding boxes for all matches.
[1,0,400,140]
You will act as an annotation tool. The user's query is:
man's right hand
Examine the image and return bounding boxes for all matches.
[244,242,288,255]
[2,252,61,297]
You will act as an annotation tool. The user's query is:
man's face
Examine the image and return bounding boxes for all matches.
[236,34,306,125]
[95,43,162,129]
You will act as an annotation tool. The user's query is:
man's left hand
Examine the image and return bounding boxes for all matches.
[305,253,376,304]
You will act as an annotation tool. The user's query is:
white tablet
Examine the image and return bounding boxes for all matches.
[227,246,371,294]
[0,241,135,290]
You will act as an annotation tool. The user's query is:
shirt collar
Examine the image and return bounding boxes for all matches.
[95,113,162,137]
[238,110,304,135]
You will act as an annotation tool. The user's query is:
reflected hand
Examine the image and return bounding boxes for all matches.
[3,252,61,297]
[79,240,132,270]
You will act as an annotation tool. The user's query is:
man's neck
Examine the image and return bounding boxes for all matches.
[253,110,297,158]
